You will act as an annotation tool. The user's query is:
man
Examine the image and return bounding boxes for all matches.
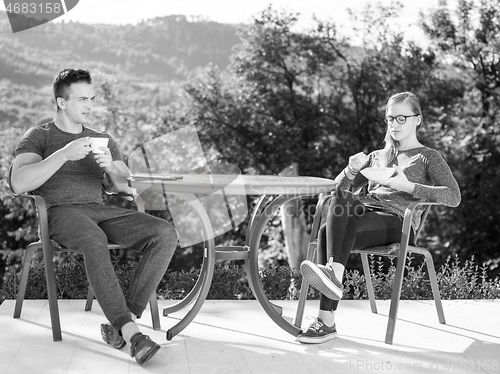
[10,69,178,365]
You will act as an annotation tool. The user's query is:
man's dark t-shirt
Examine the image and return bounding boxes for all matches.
[14,121,123,207]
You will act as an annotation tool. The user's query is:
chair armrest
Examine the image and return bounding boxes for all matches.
[11,191,47,212]
[104,190,133,198]
[401,201,442,244]
[403,200,441,216]
[102,175,145,212]
[402,201,441,222]
[8,163,51,241]
[104,189,145,213]
[11,192,51,243]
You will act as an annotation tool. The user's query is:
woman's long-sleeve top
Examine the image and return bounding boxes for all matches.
[335,146,461,233]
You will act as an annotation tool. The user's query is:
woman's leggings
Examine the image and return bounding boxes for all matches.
[318,187,408,312]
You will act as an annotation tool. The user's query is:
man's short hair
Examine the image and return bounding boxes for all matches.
[53,69,92,110]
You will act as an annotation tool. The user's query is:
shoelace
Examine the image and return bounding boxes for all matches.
[307,317,325,332]
[325,257,335,272]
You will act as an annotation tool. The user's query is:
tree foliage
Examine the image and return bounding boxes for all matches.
[1,1,500,281]
[156,4,478,273]
[420,0,500,274]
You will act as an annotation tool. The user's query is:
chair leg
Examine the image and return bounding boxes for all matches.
[423,251,446,324]
[294,242,317,329]
[149,292,161,330]
[85,286,94,312]
[294,280,309,329]
[43,249,62,342]
[13,243,37,318]
[14,241,62,341]
[293,195,330,330]
[86,284,160,330]
[360,254,378,314]
[385,248,408,345]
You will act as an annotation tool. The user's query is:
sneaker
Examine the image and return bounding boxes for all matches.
[296,318,337,344]
[130,332,161,365]
[101,323,126,349]
[300,259,343,300]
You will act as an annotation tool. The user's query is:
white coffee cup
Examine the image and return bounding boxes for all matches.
[89,137,109,154]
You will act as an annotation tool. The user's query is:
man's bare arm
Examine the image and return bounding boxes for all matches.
[11,138,91,194]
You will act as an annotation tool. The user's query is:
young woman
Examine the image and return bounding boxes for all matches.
[297,92,461,344]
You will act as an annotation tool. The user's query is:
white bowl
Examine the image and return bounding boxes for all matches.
[360,167,395,181]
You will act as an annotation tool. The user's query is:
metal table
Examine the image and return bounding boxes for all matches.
[128,174,336,340]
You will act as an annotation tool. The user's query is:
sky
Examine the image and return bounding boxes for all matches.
[0,0,452,44]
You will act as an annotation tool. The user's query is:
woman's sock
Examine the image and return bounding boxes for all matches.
[318,309,336,327]
[331,261,345,283]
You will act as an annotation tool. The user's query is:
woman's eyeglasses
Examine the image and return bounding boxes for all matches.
[383,114,420,125]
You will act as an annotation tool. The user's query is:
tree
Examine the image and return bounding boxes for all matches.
[158,3,467,272]
[0,127,39,285]
[3,2,496,280]
[420,0,500,276]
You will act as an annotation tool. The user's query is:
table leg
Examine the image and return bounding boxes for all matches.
[165,194,216,341]
[247,195,284,315]
[247,194,303,337]
[163,240,210,316]
[247,195,272,234]
[242,195,270,300]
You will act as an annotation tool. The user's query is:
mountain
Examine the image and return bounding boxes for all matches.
[0,12,241,84]
[0,13,243,129]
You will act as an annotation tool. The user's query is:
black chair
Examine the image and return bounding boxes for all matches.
[294,194,445,344]
[8,164,160,342]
